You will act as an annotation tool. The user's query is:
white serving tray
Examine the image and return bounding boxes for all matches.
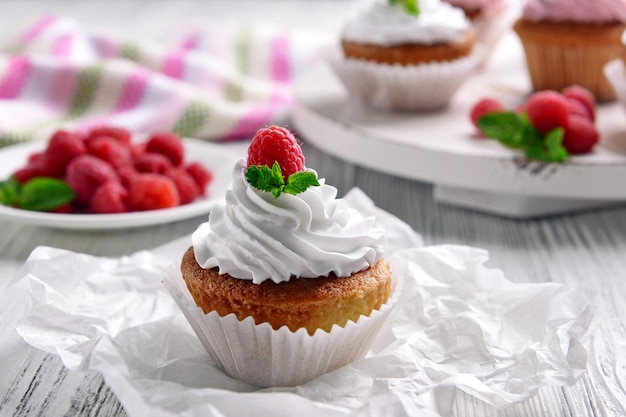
[292,33,626,218]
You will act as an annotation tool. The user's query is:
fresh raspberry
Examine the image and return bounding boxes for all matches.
[87,136,132,170]
[85,126,132,147]
[27,151,44,165]
[89,182,129,214]
[247,126,305,181]
[13,152,57,182]
[12,153,45,183]
[127,173,180,211]
[566,98,593,121]
[562,85,596,122]
[134,152,172,174]
[562,115,599,154]
[44,130,87,176]
[131,142,147,160]
[166,168,201,204]
[184,162,213,195]
[145,132,184,166]
[65,155,119,206]
[51,203,75,214]
[12,167,42,184]
[117,166,138,190]
[526,91,570,134]
[470,98,505,129]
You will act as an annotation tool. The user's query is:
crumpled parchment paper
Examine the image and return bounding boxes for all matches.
[15,188,593,417]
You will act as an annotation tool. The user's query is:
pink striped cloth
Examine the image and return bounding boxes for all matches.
[0,15,331,146]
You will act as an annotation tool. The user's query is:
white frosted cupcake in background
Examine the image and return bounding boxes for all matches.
[442,0,517,64]
[332,0,482,111]
[164,126,400,387]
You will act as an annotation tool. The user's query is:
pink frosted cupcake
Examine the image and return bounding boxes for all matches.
[514,0,626,102]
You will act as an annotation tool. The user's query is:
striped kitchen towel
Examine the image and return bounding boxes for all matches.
[0,14,332,146]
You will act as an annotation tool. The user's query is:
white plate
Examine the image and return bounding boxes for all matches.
[0,138,245,230]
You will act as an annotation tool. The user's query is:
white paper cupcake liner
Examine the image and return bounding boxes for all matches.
[162,263,401,387]
[330,47,483,111]
[604,59,626,106]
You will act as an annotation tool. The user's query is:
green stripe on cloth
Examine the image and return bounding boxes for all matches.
[171,100,211,138]
[223,27,250,102]
[66,65,102,118]
[0,131,31,148]
[119,42,141,62]
[0,65,102,145]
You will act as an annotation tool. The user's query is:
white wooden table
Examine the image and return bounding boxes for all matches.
[1,1,625,416]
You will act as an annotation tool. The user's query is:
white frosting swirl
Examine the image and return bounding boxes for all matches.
[342,0,471,46]
[192,160,386,284]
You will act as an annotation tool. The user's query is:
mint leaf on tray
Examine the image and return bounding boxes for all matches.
[478,112,569,163]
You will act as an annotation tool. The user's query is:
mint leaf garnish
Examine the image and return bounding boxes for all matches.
[0,177,21,207]
[284,171,320,195]
[246,163,285,198]
[390,0,420,16]
[0,176,75,211]
[543,127,568,162]
[478,112,525,148]
[477,112,570,163]
[19,177,75,211]
[245,163,319,198]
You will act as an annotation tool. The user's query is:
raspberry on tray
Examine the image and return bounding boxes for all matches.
[469,84,600,162]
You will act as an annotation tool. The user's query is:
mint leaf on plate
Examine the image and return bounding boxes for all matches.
[0,177,21,207]
[0,176,75,211]
[19,177,75,211]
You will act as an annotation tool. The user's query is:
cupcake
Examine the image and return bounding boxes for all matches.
[514,0,626,102]
[332,0,481,111]
[164,126,398,387]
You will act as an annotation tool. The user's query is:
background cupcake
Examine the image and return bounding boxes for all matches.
[514,0,626,102]
[332,0,481,111]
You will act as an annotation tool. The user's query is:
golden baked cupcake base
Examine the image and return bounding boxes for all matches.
[341,31,475,65]
[181,246,392,335]
[164,257,401,386]
[514,20,626,102]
